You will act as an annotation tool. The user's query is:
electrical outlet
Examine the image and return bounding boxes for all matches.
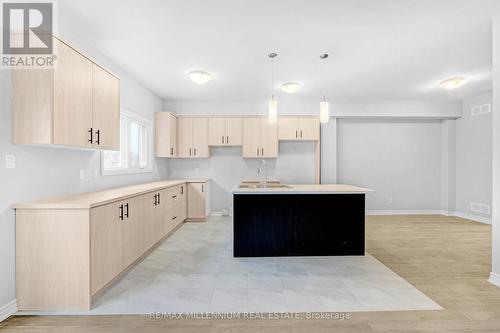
[79,169,85,180]
[5,155,15,169]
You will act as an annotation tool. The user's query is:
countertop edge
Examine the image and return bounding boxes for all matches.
[12,179,210,210]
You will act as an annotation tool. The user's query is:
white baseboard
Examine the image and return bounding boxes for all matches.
[366,210,445,216]
[488,272,500,288]
[448,211,491,225]
[0,299,17,323]
[365,210,491,224]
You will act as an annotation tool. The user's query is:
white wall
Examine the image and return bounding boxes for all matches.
[337,119,443,211]
[0,32,165,313]
[490,17,500,285]
[455,93,492,220]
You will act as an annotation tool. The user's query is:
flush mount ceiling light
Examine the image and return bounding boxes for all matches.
[187,71,212,84]
[439,77,466,90]
[268,53,278,123]
[280,82,301,94]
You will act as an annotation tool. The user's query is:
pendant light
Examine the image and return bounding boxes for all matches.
[268,52,278,123]
[319,54,330,123]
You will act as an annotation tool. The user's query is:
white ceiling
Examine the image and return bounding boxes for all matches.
[59,0,498,101]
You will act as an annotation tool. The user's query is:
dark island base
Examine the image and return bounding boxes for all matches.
[233,194,365,257]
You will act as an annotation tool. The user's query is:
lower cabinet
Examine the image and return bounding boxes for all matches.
[16,180,208,311]
[187,181,209,221]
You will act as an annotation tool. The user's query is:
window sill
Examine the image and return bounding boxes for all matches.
[101,168,154,177]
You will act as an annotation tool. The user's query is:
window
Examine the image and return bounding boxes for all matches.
[101,108,153,176]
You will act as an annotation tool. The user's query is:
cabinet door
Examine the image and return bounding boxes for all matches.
[122,196,145,268]
[90,202,123,295]
[92,64,120,150]
[155,189,171,240]
[192,118,209,157]
[208,118,226,146]
[177,117,193,157]
[298,117,320,141]
[155,113,177,157]
[179,184,187,222]
[242,118,261,158]
[188,182,206,219]
[53,38,93,148]
[225,118,243,146]
[144,191,159,248]
[278,117,299,140]
[260,118,278,158]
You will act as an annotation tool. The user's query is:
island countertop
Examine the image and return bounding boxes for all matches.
[232,184,374,195]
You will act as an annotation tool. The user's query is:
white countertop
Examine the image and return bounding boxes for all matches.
[13,179,209,209]
[232,184,374,195]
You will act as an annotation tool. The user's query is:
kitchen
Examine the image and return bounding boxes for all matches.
[1,0,500,332]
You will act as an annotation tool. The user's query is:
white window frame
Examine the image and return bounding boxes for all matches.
[101,108,153,176]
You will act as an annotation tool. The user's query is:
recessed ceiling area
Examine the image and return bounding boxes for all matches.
[58,0,498,101]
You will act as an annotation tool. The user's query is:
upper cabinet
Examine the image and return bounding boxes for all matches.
[242,118,278,158]
[208,117,243,146]
[178,117,209,158]
[155,112,178,157]
[12,36,120,150]
[278,117,320,141]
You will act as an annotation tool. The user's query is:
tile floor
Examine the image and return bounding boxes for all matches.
[22,217,442,314]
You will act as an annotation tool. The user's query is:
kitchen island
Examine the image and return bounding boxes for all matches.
[232,184,373,257]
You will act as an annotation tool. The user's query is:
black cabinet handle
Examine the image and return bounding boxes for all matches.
[194,148,197,156]
[95,129,100,145]
[202,184,204,193]
[189,148,192,156]
[222,136,224,144]
[88,128,93,144]
[170,147,173,156]
[158,193,161,205]
[172,195,177,199]
[295,130,298,138]
[227,136,229,144]
[181,186,184,194]
[300,130,303,138]
[125,203,129,218]
[261,148,264,155]
[153,194,157,206]
[119,204,124,220]
[172,216,177,220]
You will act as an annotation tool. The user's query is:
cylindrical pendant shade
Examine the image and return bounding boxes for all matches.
[320,101,329,123]
[268,100,278,123]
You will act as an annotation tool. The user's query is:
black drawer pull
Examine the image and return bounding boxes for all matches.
[125,203,129,218]
[172,216,177,220]
[119,204,124,220]
[172,195,177,199]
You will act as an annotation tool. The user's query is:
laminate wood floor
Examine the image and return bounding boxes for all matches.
[2,215,499,332]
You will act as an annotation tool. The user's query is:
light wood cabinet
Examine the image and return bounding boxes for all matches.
[155,112,177,157]
[92,64,120,150]
[208,117,243,146]
[178,117,209,158]
[122,196,146,268]
[11,36,120,150]
[15,180,206,311]
[90,201,124,295]
[278,117,319,141]
[187,181,209,221]
[242,118,278,158]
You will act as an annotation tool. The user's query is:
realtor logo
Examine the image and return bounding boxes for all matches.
[1,1,54,68]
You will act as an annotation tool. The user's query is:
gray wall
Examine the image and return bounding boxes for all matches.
[0,38,165,310]
[337,119,443,211]
[455,93,493,219]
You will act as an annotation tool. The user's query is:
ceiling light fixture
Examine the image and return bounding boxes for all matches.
[281,82,301,94]
[439,77,466,90]
[319,54,330,123]
[268,53,278,123]
[187,70,212,84]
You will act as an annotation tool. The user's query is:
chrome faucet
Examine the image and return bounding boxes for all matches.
[257,159,268,188]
